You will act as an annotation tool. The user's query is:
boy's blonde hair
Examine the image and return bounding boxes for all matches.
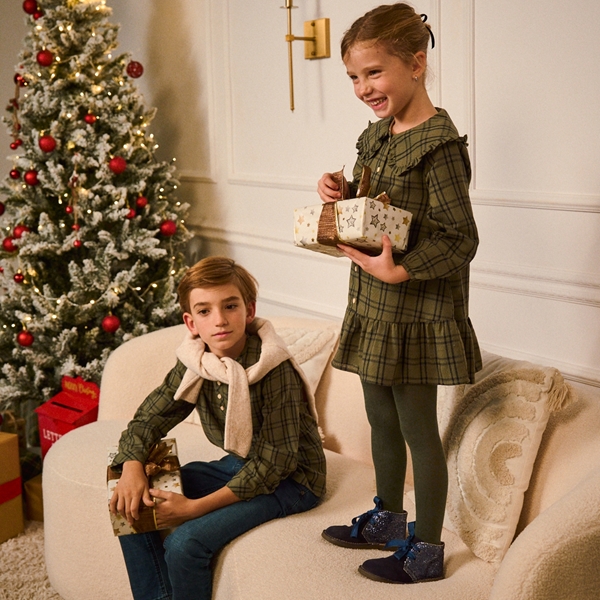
[177,256,258,314]
[341,3,432,64]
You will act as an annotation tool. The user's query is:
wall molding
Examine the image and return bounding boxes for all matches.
[471,260,600,308]
[471,189,600,213]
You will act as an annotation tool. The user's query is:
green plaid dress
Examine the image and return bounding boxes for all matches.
[333,109,482,385]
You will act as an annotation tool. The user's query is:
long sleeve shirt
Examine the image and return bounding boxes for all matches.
[112,333,326,500]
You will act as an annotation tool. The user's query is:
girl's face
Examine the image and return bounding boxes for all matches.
[343,42,426,128]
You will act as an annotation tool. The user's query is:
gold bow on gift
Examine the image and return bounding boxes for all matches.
[317,165,392,249]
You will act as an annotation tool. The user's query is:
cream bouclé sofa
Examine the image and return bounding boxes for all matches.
[43,316,600,600]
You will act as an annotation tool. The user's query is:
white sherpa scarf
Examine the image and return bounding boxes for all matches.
[174,318,319,458]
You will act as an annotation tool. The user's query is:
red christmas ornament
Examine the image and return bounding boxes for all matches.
[14,74,26,87]
[72,223,81,231]
[36,49,54,67]
[0,201,5,216]
[84,113,97,124]
[101,314,121,333]
[65,205,74,214]
[39,134,56,152]
[126,61,144,78]
[33,10,44,19]
[10,169,20,179]
[73,239,82,248]
[24,170,39,186]
[125,208,136,219]
[2,237,17,253]
[13,224,30,239]
[17,330,34,347]
[13,272,25,284]
[0,266,3,273]
[159,219,177,236]
[10,140,23,150]
[109,156,127,174]
[136,195,148,208]
[22,0,38,15]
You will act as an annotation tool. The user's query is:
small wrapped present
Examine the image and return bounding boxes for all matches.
[107,438,183,536]
[294,166,412,257]
[0,432,24,544]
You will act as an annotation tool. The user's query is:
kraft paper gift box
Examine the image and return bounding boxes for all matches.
[35,376,99,458]
[107,438,183,536]
[0,432,25,544]
[24,473,44,522]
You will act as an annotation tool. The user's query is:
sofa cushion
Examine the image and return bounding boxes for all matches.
[441,352,575,563]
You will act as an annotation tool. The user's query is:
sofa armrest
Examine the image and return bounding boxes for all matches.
[489,466,600,600]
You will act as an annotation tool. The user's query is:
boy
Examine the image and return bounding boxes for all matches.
[109,257,326,600]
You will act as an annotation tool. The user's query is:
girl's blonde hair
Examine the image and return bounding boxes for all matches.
[177,256,258,314]
[341,3,433,64]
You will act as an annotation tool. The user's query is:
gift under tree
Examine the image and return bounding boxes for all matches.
[0,0,190,445]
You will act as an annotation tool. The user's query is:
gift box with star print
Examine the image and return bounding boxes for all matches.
[107,438,183,536]
[293,196,412,258]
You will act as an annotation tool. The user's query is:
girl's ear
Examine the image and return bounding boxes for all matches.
[246,301,256,325]
[183,312,199,336]
[413,50,427,79]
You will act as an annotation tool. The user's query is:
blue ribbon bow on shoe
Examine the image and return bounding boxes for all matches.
[350,496,384,539]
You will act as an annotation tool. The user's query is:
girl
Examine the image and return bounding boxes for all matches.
[318,3,481,584]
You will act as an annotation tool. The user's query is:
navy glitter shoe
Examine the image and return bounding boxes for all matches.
[358,522,444,583]
[322,496,407,550]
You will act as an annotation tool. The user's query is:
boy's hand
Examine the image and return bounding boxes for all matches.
[338,236,410,284]
[109,460,153,525]
[317,172,348,203]
[150,488,196,528]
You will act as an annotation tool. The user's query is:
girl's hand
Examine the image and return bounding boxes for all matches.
[317,172,349,203]
[338,235,410,284]
[109,461,154,525]
[150,488,198,529]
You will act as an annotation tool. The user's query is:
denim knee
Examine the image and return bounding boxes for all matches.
[164,526,212,573]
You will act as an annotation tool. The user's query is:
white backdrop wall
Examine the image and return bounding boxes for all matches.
[1,1,599,386]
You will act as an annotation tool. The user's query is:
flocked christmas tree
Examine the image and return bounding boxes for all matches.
[0,0,190,444]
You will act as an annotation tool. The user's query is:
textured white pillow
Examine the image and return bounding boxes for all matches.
[442,366,574,563]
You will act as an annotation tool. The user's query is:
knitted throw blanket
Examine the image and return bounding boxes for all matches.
[173,318,319,458]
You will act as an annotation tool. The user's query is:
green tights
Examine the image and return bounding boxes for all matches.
[362,381,448,544]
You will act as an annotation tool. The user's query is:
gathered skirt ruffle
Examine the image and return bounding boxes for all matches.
[332,309,482,386]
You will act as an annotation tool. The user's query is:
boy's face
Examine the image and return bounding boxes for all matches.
[183,284,256,359]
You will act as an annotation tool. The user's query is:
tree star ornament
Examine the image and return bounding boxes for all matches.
[109,156,127,174]
[126,61,144,78]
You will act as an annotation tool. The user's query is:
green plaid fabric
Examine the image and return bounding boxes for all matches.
[334,109,482,385]
[112,334,326,500]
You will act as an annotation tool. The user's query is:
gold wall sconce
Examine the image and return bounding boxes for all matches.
[283,1,330,111]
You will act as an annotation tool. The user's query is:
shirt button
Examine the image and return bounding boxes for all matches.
[354,265,358,272]
[220,406,225,411]
[376,167,381,173]
[352,297,356,304]
[217,394,222,400]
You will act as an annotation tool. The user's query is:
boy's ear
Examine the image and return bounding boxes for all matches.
[246,301,256,324]
[183,312,199,336]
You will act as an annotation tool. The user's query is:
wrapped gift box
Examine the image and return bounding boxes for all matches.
[0,432,24,544]
[35,376,99,458]
[294,196,412,258]
[107,438,183,536]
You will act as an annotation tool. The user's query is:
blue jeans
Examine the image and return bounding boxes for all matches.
[119,455,319,600]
